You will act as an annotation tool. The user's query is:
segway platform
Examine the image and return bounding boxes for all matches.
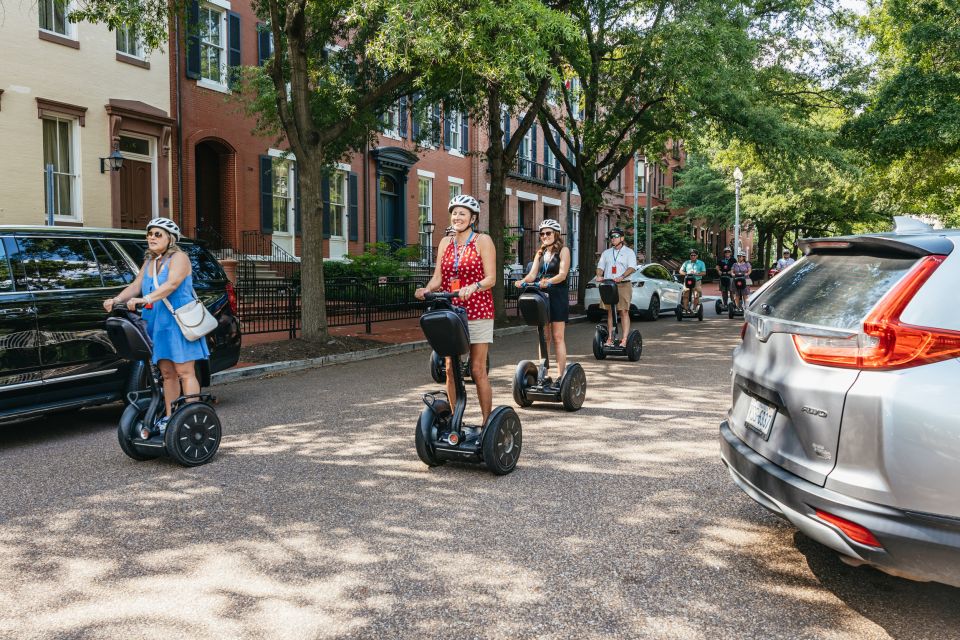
[592,280,642,361]
[675,275,704,321]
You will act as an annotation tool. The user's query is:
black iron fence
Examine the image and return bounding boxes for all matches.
[235,269,580,336]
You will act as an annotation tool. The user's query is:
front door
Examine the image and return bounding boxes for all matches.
[378,175,403,247]
[118,158,153,230]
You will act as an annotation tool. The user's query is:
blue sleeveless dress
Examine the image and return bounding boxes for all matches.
[142,257,211,365]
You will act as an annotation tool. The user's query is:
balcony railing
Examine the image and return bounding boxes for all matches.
[509,158,567,190]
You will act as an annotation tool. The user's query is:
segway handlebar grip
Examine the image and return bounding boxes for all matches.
[423,291,461,301]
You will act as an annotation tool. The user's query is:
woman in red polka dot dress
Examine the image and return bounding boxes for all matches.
[416,195,497,426]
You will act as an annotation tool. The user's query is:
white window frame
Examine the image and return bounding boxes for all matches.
[116,22,145,59]
[197,1,230,93]
[382,100,401,139]
[117,133,159,219]
[39,0,77,40]
[447,110,463,157]
[41,115,82,222]
[270,157,295,235]
[329,170,347,238]
[418,177,433,226]
[448,182,462,201]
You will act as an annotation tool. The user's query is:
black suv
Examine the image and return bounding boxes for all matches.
[0,226,241,423]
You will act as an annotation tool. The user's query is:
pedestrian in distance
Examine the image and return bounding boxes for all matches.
[595,227,637,346]
[776,248,796,271]
[716,246,736,308]
[415,195,497,426]
[101,218,210,435]
[515,219,571,385]
[679,248,707,311]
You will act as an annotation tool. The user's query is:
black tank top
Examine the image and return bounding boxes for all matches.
[539,250,565,283]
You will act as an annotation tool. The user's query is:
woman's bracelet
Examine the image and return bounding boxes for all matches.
[144,294,153,304]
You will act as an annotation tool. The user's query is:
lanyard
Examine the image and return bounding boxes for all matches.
[539,251,553,278]
[612,247,623,267]
[453,231,474,275]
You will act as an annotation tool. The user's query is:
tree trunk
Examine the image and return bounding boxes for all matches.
[486,91,509,324]
[297,156,330,342]
[576,197,601,306]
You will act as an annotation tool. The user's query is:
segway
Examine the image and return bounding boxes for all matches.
[512,284,586,411]
[106,304,222,467]
[675,275,704,321]
[428,350,489,385]
[715,274,732,315]
[728,274,748,319]
[592,279,642,361]
[415,292,522,475]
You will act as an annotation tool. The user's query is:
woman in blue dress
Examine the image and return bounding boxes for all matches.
[102,218,209,432]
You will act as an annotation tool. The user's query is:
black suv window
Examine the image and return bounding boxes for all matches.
[0,239,12,292]
[115,240,226,282]
[93,240,135,286]
[16,237,103,290]
[751,253,918,329]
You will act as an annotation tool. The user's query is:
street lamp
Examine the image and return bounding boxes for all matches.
[733,167,743,256]
[421,221,436,266]
[100,149,124,174]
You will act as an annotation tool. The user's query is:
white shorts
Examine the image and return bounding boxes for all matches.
[468,319,494,344]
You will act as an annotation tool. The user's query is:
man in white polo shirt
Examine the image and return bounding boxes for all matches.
[595,227,637,346]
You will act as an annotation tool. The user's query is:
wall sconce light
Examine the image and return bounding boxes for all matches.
[100,149,124,173]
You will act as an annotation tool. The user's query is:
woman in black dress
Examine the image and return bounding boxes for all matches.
[514,219,571,384]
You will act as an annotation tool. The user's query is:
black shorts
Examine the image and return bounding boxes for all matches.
[546,285,570,323]
[719,275,732,291]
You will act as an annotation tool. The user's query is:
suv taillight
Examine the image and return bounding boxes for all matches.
[793,255,960,369]
[225,281,238,313]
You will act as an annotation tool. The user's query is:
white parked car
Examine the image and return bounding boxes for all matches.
[585,262,683,320]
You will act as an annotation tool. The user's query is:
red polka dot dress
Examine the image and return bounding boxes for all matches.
[440,233,494,320]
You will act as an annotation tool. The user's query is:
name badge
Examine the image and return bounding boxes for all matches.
[450,278,461,291]
[612,265,618,274]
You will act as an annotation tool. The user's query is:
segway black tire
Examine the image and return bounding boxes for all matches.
[415,409,445,467]
[627,331,643,362]
[482,406,522,475]
[164,402,221,467]
[560,363,587,411]
[697,304,704,321]
[593,328,607,360]
[117,403,159,461]
[513,360,537,407]
[728,303,736,319]
[715,299,722,315]
[429,351,446,384]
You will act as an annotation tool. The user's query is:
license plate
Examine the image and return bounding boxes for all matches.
[745,396,777,440]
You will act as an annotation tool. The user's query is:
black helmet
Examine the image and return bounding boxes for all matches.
[608,227,625,239]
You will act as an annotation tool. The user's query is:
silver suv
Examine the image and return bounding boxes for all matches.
[720,218,960,587]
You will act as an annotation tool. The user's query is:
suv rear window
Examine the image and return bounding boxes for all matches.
[115,240,226,282]
[751,253,917,329]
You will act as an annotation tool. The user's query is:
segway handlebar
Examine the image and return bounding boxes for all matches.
[423,291,462,301]
[111,301,148,313]
[518,281,553,289]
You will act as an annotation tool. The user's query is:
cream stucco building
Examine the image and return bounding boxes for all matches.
[0,1,173,229]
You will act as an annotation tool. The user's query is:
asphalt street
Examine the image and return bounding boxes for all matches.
[1,307,957,639]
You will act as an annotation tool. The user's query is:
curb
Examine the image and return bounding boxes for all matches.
[212,314,589,386]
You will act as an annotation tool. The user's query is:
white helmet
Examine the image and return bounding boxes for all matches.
[538,219,562,233]
[737,250,747,257]
[448,194,481,214]
[146,217,181,241]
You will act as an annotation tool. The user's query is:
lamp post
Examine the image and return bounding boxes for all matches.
[644,156,652,264]
[733,167,743,256]
[422,221,435,266]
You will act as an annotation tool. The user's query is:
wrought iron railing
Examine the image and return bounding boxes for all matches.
[511,158,567,190]
[195,225,233,260]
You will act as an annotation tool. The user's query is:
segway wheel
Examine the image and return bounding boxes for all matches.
[626,331,643,362]
[164,402,221,467]
[560,363,587,411]
[117,403,160,461]
[513,360,537,408]
[592,328,607,360]
[715,299,723,315]
[429,351,446,384]
[728,303,736,319]
[415,409,445,467]
[482,407,522,475]
[697,304,704,321]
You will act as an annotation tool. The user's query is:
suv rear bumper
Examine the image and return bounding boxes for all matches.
[719,420,960,588]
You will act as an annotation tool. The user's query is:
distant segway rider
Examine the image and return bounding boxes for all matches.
[595,227,637,346]
[732,250,752,308]
[776,249,795,271]
[679,249,706,311]
[515,219,571,383]
[716,247,735,307]
[416,195,497,426]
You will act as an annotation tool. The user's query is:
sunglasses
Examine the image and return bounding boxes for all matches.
[539,231,554,237]
[610,234,622,239]
[146,231,166,239]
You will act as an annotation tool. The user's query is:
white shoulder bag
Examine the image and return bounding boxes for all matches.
[153,257,218,341]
